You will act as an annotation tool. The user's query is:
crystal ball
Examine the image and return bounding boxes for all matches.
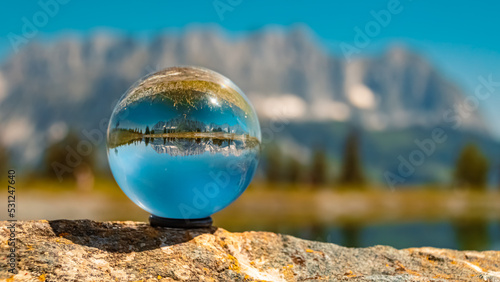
[107,66,261,219]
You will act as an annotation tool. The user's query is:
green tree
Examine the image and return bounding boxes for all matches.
[0,143,9,173]
[287,157,303,183]
[265,144,282,182]
[44,132,95,181]
[310,149,328,186]
[339,130,365,187]
[454,143,489,190]
[145,126,150,135]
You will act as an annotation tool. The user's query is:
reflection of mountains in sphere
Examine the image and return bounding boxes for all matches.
[107,66,261,219]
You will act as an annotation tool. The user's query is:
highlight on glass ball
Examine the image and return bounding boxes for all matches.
[107,66,261,227]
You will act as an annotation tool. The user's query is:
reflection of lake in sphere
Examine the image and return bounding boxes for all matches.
[107,67,261,219]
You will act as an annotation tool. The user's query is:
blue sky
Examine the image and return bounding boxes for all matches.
[1,0,500,136]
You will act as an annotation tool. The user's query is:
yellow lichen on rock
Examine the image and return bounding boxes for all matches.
[3,220,500,281]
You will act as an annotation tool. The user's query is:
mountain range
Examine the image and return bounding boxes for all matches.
[0,26,496,184]
[147,137,251,157]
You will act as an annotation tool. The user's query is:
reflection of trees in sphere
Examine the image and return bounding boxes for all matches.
[107,67,261,219]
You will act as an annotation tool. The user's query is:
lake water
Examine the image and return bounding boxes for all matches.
[265,221,500,251]
[16,186,500,251]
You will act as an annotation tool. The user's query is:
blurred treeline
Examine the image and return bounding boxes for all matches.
[262,130,497,191]
[264,130,366,188]
[0,128,498,191]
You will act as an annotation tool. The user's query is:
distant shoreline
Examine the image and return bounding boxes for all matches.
[108,130,260,149]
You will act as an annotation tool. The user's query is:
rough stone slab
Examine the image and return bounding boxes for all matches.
[1,220,500,281]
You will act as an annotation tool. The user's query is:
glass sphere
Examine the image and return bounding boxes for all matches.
[107,66,261,219]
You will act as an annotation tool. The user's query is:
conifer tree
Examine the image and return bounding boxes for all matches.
[266,144,282,182]
[339,130,365,186]
[454,143,489,190]
[0,143,9,174]
[287,157,302,183]
[310,149,328,186]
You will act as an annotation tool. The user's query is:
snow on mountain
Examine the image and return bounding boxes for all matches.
[148,137,250,157]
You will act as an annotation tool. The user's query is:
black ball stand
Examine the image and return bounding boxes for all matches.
[149,214,213,229]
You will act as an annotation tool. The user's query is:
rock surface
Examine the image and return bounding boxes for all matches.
[1,220,500,281]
